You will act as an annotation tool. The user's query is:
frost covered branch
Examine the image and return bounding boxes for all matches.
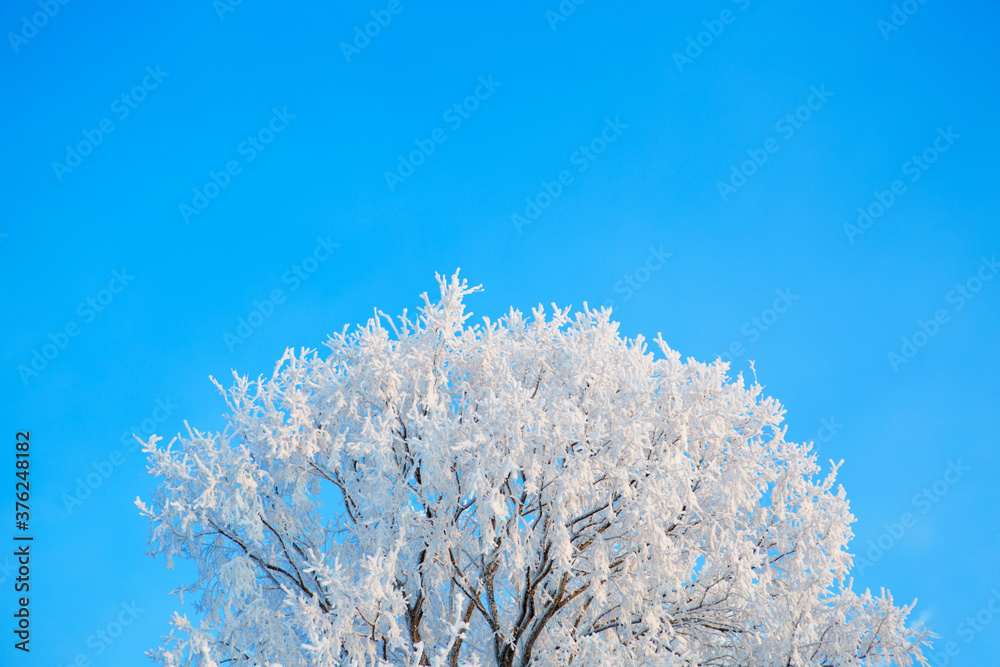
[138,271,930,666]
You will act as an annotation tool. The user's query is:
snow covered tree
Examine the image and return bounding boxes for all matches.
[137,272,929,667]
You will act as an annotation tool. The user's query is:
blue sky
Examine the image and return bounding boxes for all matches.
[2,0,998,663]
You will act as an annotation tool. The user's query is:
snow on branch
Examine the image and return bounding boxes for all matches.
[137,271,930,667]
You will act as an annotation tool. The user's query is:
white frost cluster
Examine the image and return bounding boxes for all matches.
[138,272,929,666]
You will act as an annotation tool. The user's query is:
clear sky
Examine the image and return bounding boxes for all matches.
[2,0,998,664]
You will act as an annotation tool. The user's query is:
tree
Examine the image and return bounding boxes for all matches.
[137,272,929,667]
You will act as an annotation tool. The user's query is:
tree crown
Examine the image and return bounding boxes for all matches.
[138,272,928,667]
